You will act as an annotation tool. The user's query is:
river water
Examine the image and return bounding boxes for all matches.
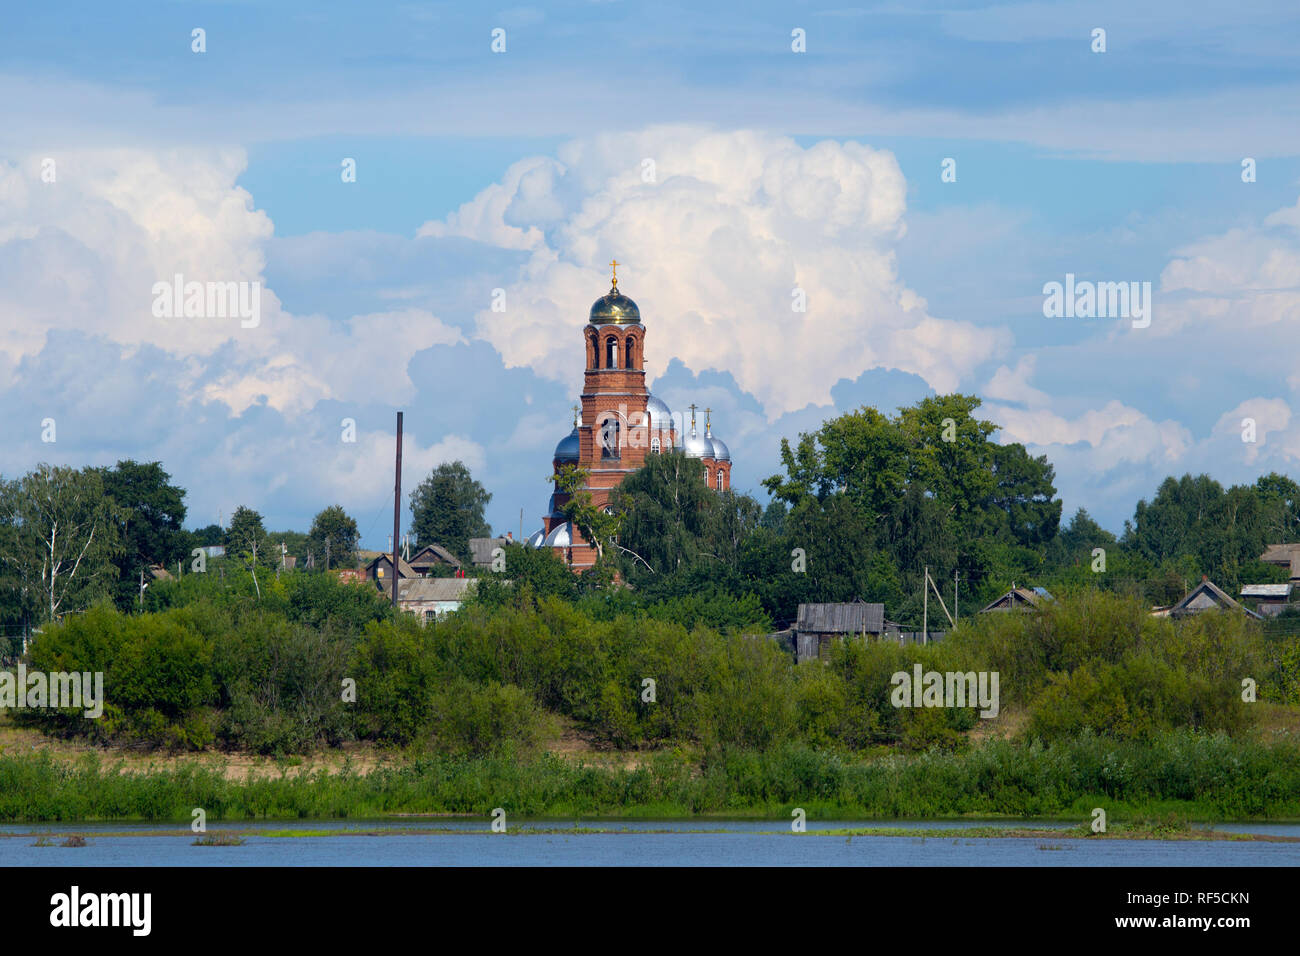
[3,819,1298,866]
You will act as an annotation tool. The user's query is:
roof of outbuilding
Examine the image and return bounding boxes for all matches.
[468,537,508,565]
[796,601,885,634]
[1241,583,1292,598]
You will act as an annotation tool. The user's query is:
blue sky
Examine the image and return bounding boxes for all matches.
[3,1,1300,546]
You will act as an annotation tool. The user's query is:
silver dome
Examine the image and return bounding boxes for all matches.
[709,436,731,461]
[683,427,713,459]
[526,528,545,547]
[543,522,574,547]
[644,394,672,431]
[553,427,579,462]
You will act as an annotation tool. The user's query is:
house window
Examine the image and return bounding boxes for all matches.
[717,468,725,490]
[605,337,618,368]
[651,436,661,453]
[625,338,636,369]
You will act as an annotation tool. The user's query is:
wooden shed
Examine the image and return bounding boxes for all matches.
[793,600,888,663]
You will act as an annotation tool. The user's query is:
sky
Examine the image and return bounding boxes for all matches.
[2,0,1300,547]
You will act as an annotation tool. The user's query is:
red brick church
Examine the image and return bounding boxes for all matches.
[527,263,732,570]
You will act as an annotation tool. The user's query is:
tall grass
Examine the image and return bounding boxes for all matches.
[3,731,1298,823]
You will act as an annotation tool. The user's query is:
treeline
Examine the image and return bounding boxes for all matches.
[0,461,366,640]
[16,574,1295,755]
[550,394,1300,628]
[6,394,1300,635]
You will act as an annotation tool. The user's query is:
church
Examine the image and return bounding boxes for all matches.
[526,263,733,570]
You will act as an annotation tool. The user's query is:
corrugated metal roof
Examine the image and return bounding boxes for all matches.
[395,577,477,602]
[1241,583,1292,598]
[796,602,885,634]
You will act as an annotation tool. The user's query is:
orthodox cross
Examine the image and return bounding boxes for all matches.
[609,259,619,290]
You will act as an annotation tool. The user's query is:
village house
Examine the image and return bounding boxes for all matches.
[408,544,461,576]
[980,586,1054,612]
[1152,576,1263,620]
[1260,543,1300,584]
[362,553,416,585]
[388,576,478,624]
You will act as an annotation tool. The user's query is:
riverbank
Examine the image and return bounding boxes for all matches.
[6,821,1297,841]
[4,729,1300,824]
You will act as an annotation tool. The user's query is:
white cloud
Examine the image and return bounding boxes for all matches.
[419,126,1007,419]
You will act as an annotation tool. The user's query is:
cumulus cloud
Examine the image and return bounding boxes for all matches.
[418,126,1008,419]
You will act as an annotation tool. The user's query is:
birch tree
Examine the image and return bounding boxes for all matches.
[0,465,124,623]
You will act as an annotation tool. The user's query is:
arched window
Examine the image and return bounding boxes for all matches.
[651,436,661,454]
[605,337,618,369]
[625,338,636,369]
[600,419,620,459]
[588,334,598,369]
[717,468,725,490]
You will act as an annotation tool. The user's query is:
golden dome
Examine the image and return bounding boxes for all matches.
[589,286,641,325]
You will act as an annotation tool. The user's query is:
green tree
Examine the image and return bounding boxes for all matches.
[409,461,492,562]
[610,451,713,575]
[97,460,188,611]
[225,506,268,566]
[307,505,360,570]
[0,465,125,623]
[554,465,621,574]
[985,442,1062,547]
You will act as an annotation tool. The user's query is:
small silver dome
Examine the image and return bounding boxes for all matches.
[543,522,574,548]
[642,394,675,449]
[553,427,579,462]
[526,529,545,547]
[709,436,731,461]
[683,427,712,459]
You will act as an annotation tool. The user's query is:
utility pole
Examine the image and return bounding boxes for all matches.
[955,569,959,620]
[325,536,331,572]
[391,411,403,608]
[139,568,146,610]
[922,565,928,645]
[928,568,956,630]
